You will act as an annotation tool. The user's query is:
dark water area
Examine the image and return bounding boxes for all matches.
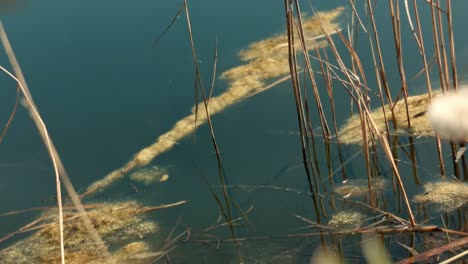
[0,0,467,263]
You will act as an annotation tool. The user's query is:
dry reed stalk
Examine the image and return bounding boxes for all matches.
[412,0,446,176]
[0,83,19,144]
[366,0,396,131]
[183,0,235,235]
[361,101,417,226]
[445,0,467,179]
[313,4,378,207]
[435,0,450,91]
[0,21,112,263]
[294,0,331,140]
[284,0,323,222]
[396,236,468,264]
[0,64,66,264]
[439,249,468,264]
[296,2,330,196]
[429,0,446,92]
[430,0,463,178]
[185,224,466,245]
[389,0,412,129]
[434,0,461,178]
[446,0,458,90]
[317,47,347,180]
[208,38,218,101]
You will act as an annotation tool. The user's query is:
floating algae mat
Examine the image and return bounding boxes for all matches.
[130,166,169,185]
[334,178,386,198]
[0,201,159,263]
[83,7,345,197]
[338,92,439,145]
[328,211,364,230]
[413,181,468,212]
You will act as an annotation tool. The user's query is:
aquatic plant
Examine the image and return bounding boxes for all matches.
[338,92,440,144]
[333,178,386,198]
[328,211,364,230]
[130,166,169,185]
[427,88,468,141]
[413,181,468,211]
[0,201,159,263]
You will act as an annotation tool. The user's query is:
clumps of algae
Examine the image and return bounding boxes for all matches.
[83,7,345,197]
[130,166,169,185]
[0,201,159,263]
[338,92,440,145]
[328,211,364,230]
[334,178,386,198]
[413,181,468,212]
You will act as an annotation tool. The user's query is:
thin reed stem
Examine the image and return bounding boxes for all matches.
[183,0,235,236]
[0,21,113,263]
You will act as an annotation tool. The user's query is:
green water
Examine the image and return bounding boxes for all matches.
[0,0,467,263]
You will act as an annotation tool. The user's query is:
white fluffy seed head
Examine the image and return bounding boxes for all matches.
[427,89,468,141]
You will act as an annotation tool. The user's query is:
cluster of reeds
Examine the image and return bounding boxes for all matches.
[277,0,468,262]
[1,0,468,263]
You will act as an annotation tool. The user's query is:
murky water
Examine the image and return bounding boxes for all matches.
[0,1,467,263]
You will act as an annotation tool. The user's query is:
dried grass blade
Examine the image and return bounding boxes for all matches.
[0,21,113,263]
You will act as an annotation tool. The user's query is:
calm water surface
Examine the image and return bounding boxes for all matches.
[0,1,467,263]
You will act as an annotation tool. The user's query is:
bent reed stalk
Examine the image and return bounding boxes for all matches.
[0,22,113,263]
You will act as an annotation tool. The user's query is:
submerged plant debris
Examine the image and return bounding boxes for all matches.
[0,201,159,263]
[84,7,344,196]
[333,178,386,198]
[237,239,302,264]
[413,181,468,212]
[338,92,439,145]
[328,211,364,230]
[130,166,169,185]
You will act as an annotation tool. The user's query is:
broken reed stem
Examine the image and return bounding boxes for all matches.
[0,21,113,263]
[396,236,468,264]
